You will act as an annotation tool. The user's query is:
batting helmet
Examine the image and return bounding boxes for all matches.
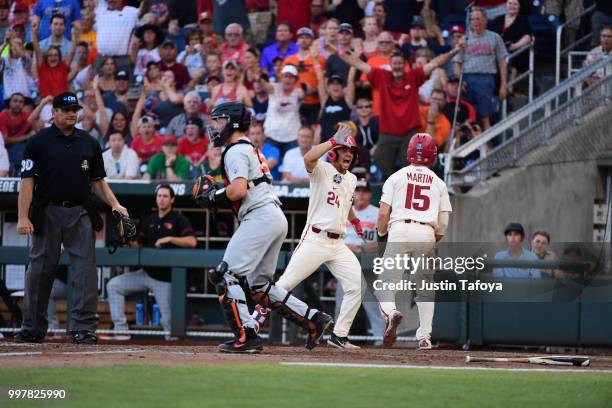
[407,133,437,165]
[328,135,359,164]
[206,101,252,147]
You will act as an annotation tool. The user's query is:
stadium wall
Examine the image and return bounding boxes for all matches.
[448,101,612,243]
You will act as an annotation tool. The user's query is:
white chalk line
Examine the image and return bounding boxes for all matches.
[280,362,612,374]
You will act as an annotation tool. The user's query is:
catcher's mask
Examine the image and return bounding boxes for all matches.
[206,101,252,147]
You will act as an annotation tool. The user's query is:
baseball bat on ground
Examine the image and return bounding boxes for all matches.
[465,355,590,367]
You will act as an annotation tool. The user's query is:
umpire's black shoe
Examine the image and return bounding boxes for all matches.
[305,312,334,350]
[218,329,263,354]
[71,330,97,345]
[13,330,45,343]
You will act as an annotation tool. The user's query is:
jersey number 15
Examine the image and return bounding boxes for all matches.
[405,183,430,211]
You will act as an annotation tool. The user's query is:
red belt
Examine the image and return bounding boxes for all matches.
[405,219,428,226]
[311,226,341,239]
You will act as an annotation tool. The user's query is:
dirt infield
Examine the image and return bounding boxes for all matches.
[2,339,612,371]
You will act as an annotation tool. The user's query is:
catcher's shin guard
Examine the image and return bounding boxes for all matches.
[250,281,318,330]
[209,262,254,341]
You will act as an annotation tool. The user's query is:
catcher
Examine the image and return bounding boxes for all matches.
[193,101,334,354]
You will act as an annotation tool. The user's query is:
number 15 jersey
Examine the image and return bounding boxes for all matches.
[380,164,452,228]
[307,160,357,235]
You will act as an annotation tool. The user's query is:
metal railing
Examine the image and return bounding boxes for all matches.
[568,51,612,80]
[501,41,535,119]
[445,55,612,187]
[555,4,596,85]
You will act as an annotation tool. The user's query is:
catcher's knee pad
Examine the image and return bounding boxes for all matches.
[251,281,315,330]
[208,261,228,295]
[211,264,251,340]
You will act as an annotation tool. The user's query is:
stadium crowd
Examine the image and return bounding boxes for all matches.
[0,0,608,181]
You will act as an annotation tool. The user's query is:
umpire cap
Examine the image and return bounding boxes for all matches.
[53,92,81,110]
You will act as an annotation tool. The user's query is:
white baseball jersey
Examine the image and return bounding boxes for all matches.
[344,204,378,246]
[306,160,357,234]
[380,165,452,227]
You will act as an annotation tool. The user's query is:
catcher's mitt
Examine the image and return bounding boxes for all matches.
[108,210,138,254]
[192,175,220,208]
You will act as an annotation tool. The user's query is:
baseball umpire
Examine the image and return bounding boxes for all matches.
[193,101,334,353]
[15,92,129,344]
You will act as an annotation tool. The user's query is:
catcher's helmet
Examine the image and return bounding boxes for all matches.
[407,133,437,165]
[206,101,252,147]
[327,134,359,164]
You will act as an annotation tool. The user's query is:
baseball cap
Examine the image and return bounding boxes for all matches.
[281,64,298,77]
[450,25,465,34]
[162,135,178,145]
[13,2,28,13]
[410,21,425,29]
[53,92,81,110]
[185,117,203,129]
[206,74,221,84]
[328,74,344,86]
[146,60,160,69]
[296,27,314,38]
[138,115,158,127]
[115,70,130,80]
[161,39,176,48]
[198,12,211,22]
[11,19,25,29]
[339,23,353,34]
[504,223,525,237]
[355,179,371,191]
[223,59,239,69]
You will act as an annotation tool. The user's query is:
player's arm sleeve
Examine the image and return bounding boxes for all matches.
[224,148,249,182]
[379,175,395,206]
[307,159,321,176]
[20,137,38,178]
[440,184,453,212]
[435,211,450,237]
[177,214,196,237]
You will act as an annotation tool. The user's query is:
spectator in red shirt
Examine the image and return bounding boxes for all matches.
[0,92,33,175]
[159,40,191,91]
[131,115,164,164]
[31,16,77,97]
[177,117,208,172]
[0,92,32,147]
[218,23,250,67]
[342,44,462,178]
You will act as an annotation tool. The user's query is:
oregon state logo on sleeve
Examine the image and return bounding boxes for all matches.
[21,159,34,171]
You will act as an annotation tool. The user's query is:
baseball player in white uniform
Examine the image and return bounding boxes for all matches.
[336,179,386,345]
[255,123,365,349]
[376,133,452,349]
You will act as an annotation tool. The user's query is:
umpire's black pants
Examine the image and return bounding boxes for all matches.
[21,205,98,336]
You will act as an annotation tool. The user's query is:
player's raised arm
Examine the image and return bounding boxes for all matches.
[303,123,354,173]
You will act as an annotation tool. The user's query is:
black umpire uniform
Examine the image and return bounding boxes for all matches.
[15,92,123,344]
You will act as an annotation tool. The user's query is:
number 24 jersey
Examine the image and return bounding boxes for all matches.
[380,165,452,228]
[307,160,357,235]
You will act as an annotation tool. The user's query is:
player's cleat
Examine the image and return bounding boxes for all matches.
[305,312,334,350]
[327,333,361,350]
[218,328,263,354]
[13,330,44,344]
[383,310,403,347]
[98,334,131,341]
[418,338,432,350]
[71,330,97,345]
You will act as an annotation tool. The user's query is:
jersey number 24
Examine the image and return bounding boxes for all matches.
[327,191,340,208]
[405,183,430,211]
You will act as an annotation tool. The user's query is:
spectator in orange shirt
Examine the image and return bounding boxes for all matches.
[283,27,325,125]
[419,88,451,150]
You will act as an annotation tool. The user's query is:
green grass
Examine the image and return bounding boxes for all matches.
[0,364,611,408]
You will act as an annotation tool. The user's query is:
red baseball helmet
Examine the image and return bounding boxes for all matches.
[407,133,437,165]
[328,135,359,164]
